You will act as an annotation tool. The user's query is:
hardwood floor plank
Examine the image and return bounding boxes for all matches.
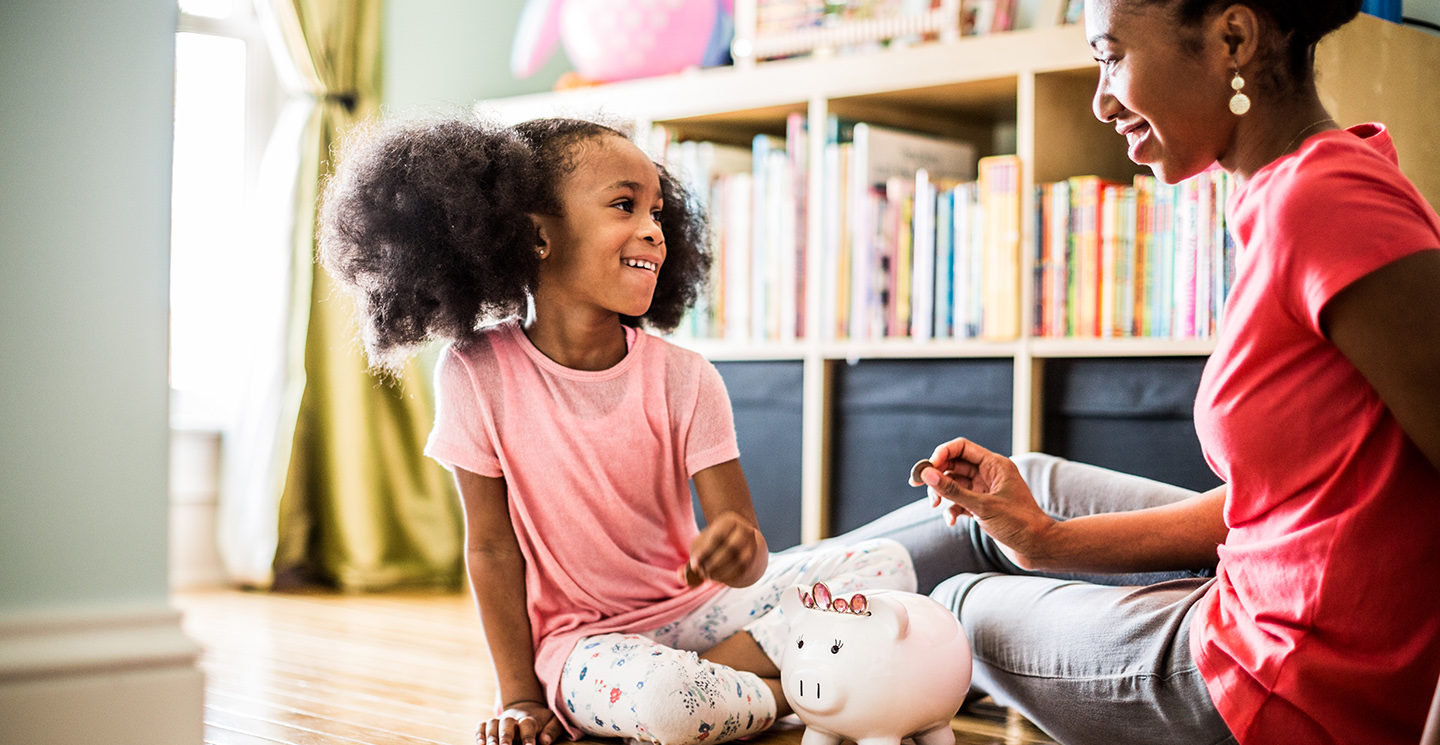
[178,590,1056,745]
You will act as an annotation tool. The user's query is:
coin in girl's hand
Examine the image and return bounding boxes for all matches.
[910,459,936,486]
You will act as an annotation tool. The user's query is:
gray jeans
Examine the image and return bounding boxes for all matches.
[817,453,1236,745]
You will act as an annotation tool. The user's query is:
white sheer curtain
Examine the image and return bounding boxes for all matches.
[216,0,324,587]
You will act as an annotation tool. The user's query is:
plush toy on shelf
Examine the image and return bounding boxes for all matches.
[511,0,734,85]
[780,581,974,745]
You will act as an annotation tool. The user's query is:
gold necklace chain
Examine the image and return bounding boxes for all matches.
[1284,118,1337,154]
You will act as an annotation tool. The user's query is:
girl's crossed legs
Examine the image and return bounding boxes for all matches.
[558,538,915,745]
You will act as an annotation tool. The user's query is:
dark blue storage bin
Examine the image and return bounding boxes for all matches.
[712,361,805,550]
[831,358,1014,535]
[1042,358,1222,493]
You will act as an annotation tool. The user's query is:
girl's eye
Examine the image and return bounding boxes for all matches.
[651,210,663,222]
[613,199,633,213]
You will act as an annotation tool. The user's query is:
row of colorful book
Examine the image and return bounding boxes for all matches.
[658,118,1026,343]
[755,0,1020,39]
[1033,168,1238,340]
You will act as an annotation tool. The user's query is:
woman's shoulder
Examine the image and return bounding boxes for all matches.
[1247,124,1427,226]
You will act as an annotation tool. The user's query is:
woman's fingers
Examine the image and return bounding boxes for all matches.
[930,438,997,473]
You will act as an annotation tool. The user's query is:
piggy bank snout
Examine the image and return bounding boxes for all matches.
[784,666,846,715]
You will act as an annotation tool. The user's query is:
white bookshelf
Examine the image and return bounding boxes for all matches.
[476,14,1440,543]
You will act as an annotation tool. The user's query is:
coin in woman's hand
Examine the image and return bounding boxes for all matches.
[910,459,936,486]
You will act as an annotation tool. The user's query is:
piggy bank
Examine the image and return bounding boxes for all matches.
[780,582,972,745]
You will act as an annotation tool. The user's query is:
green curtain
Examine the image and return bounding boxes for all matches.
[270,0,463,591]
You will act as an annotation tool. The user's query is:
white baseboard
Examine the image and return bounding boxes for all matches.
[0,604,204,745]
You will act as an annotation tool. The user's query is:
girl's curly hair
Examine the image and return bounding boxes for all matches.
[318,115,710,373]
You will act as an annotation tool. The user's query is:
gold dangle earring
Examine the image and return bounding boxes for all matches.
[1229,64,1251,115]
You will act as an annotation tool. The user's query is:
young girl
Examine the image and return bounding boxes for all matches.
[318,116,915,745]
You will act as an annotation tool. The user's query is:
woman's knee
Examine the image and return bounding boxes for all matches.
[846,538,918,592]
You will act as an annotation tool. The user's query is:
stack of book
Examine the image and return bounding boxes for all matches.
[660,119,1028,344]
[655,113,810,343]
[817,121,1018,342]
[1032,167,1237,340]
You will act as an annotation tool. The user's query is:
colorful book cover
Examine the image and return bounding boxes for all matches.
[1100,183,1121,338]
[1047,180,1070,337]
[786,111,808,340]
[935,185,955,339]
[889,176,915,338]
[979,155,1021,340]
[911,168,936,341]
[1067,175,1101,337]
[1133,174,1155,338]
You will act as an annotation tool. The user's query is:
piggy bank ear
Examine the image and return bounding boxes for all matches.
[867,594,911,640]
[779,584,810,621]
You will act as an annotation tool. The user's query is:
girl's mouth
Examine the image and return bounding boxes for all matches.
[623,257,659,273]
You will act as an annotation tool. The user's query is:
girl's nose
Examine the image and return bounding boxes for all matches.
[639,217,663,244]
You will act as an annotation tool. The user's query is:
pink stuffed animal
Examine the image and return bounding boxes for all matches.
[511,0,734,84]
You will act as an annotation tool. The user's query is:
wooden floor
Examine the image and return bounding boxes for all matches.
[176,589,1057,745]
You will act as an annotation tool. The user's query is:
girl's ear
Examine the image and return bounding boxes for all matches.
[530,214,551,258]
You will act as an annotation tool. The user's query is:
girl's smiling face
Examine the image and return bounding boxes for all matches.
[1086,0,1235,184]
[533,134,667,320]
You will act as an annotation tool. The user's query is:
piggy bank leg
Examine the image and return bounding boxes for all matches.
[854,736,903,745]
[909,723,956,745]
[800,727,844,745]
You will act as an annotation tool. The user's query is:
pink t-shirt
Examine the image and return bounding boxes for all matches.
[425,320,739,736]
[1192,124,1440,744]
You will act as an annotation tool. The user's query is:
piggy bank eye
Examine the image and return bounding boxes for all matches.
[830,640,843,654]
[796,638,804,649]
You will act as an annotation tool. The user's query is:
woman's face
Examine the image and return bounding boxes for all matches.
[1087,0,1234,183]
[533,135,667,319]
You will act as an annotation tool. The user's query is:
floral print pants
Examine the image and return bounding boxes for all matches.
[558,539,915,745]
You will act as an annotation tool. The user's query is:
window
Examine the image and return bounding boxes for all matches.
[170,0,283,430]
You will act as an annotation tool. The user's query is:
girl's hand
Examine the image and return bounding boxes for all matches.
[680,511,764,587]
[477,701,566,745]
[916,438,1059,570]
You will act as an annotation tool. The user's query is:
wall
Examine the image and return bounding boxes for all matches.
[0,1,202,742]
[1406,0,1440,28]
[383,0,573,113]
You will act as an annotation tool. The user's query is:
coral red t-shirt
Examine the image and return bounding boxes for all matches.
[425,320,739,737]
[1192,124,1440,744]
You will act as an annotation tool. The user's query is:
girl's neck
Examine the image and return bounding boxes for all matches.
[522,307,629,372]
[1219,86,1338,183]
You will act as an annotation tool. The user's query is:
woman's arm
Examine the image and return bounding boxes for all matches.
[683,459,769,588]
[1321,248,1440,473]
[454,467,566,745]
[920,439,1228,574]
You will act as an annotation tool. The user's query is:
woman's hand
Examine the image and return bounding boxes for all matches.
[680,510,765,587]
[477,701,566,745]
[915,438,1059,569]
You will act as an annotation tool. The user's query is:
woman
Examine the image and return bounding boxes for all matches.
[839,1,1440,742]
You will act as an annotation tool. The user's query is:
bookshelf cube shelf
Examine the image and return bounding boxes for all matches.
[476,14,1440,544]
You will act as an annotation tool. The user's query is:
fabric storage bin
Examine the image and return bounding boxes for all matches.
[831,359,1013,535]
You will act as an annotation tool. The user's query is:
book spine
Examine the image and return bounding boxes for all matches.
[935,185,954,339]
[912,168,935,341]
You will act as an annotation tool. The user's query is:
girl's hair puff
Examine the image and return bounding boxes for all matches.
[318,115,710,374]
